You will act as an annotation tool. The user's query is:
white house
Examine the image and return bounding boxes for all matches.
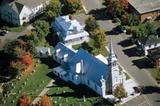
[0,0,49,26]
[53,15,89,46]
[53,41,126,99]
[137,36,160,55]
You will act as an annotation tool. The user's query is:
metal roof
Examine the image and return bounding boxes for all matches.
[68,48,109,86]
[128,0,160,14]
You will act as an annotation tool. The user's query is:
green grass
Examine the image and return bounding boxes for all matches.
[1,63,51,106]
[150,68,160,84]
[72,39,108,57]
[8,26,25,32]
[125,73,131,80]
[47,76,113,106]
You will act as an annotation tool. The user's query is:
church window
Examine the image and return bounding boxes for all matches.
[95,84,97,90]
[87,80,90,85]
[72,75,74,80]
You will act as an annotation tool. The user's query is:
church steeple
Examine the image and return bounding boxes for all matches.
[108,37,117,64]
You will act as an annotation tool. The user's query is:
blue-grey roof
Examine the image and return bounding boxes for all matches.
[128,0,160,14]
[68,48,110,86]
[54,42,76,61]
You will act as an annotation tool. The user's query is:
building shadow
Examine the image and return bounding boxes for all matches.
[40,57,59,69]
[47,75,99,98]
[132,58,153,69]
[122,46,139,57]
[140,86,160,94]
[117,38,133,48]
[88,8,110,20]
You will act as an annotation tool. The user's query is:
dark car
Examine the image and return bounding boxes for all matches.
[0,29,8,36]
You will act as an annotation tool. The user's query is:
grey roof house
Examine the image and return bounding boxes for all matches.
[0,0,49,25]
[128,0,160,22]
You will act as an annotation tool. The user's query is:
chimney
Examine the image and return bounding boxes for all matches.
[56,48,61,56]
[63,54,68,61]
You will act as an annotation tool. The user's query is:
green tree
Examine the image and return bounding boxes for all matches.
[63,0,81,14]
[85,16,99,32]
[34,20,50,42]
[46,0,62,19]
[145,22,157,35]
[113,84,127,101]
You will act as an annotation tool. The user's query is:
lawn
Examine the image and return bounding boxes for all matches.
[8,26,25,32]
[72,38,108,57]
[150,68,160,84]
[0,63,52,106]
[47,74,113,106]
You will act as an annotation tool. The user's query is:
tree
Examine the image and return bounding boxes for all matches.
[46,0,62,19]
[145,22,157,35]
[62,0,81,14]
[119,0,129,10]
[104,0,124,18]
[85,16,99,32]
[113,84,127,101]
[17,95,32,106]
[91,28,107,48]
[38,95,52,106]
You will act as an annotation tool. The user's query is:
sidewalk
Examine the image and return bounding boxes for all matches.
[32,79,54,105]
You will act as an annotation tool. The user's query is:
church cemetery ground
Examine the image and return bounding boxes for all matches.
[0,63,51,106]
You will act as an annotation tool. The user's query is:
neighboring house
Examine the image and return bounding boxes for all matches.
[147,47,160,67]
[52,41,126,99]
[36,47,51,58]
[137,36,160,55]
[0,0,49,26]
[53,15,89,46]
[128,0,160,22]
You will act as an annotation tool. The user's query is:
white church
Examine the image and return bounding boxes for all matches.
[53,40,127,99]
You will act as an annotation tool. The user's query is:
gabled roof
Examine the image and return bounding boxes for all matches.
[54,42,76,61]
[128,0,160,14]
[68,48,109,86]
[148,47,160,59]
[138,36,160,46]
[9,2,24,15]
[55,15,85,38]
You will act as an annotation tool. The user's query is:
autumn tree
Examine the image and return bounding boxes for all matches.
[38,95,52,106]
[17,95,32,106]
[113,84,127,101]
[119,0,129,10]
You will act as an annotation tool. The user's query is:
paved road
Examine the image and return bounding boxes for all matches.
[81,0,160,106]
[0,25,33,50]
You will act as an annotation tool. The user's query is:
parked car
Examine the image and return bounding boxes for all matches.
[0,29,8,36]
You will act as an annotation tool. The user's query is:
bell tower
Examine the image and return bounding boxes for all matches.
[108,38,121,93]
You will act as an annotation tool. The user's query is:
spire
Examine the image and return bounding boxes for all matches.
[109,37,116,59]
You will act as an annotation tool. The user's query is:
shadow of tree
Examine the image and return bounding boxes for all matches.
[140,86,160,94]
[88,8,110,20]
[132,58,153,69]
[122,46,139,57]
[117,38,133,48]
[45,32,59,47]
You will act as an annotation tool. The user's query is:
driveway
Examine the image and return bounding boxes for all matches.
[0,25,33,50]
[81,0,160,106]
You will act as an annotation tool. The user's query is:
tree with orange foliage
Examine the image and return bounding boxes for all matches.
[22,52,33,66]
[38,95,52,106]
[17,95,32,106]
[119,0,129,10]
